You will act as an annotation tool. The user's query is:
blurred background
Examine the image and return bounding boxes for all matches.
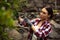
[0,0,60,40]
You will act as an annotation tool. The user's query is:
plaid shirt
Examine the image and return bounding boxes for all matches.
[22,18,52,40]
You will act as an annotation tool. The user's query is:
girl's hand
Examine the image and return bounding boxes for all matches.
[18,16,24,22]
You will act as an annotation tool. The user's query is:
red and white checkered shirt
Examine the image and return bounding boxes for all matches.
[21,18,52,40]
[30,18,52,38]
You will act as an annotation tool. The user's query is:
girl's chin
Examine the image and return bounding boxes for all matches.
[40,18,46,20]
[40,17,44,19]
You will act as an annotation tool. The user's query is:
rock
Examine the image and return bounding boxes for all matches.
[8,29,22,40]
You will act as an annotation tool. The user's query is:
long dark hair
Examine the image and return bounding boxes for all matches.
[45,6,53,19]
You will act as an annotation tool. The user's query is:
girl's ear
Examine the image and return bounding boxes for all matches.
[48,15,51,18]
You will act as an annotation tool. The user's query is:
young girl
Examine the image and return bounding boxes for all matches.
[19,6,53,40]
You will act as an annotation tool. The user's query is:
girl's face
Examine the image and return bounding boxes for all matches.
[39,8,50,20]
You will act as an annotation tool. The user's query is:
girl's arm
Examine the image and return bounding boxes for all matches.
[31,23,52,37]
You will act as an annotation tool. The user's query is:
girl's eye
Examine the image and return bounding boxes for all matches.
[42,12,46,14]
[41,11,46,14]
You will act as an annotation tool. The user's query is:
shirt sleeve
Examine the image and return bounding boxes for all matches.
[34,23,52,37]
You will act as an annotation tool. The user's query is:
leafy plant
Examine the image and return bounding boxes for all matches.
[0,0,28,40]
